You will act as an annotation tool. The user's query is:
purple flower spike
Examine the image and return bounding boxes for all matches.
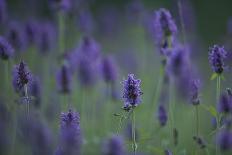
[217,91,232,114]
[56,109,82,155]
[101,56,118,84]
[103,135,125,155]
[29,76,41,107]
[24,20,39,45]
[208,45,227,74]
[217,130,232,151]
[0,36,14,60]
[12,61,32,93]
[189,79,200,105]
[56,64,72,94]
[157,104,168,126]
[122,74,143,110]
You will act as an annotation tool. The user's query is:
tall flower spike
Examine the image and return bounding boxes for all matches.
[12,61,32,93]
[217,91,232,114]
[56,64,72,94]
[101,56,118,84]
[103,135,125,155]
[122,74,143,110]
[55,109,82,155]
[0,36,14,60]
[208,45,227,74]
[189,79,200,105]
[157,104,168,126]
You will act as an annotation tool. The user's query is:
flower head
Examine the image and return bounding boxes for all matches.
[217,130,232,151]
[29,76,41,107]
[122,74,142,110]
[103,135,125,155]
[157,104,168,126]
[0,36,14,60]
[56,109,82,155]
[217,90,232,114]
[56,64,72,94]
[101,56,118,83]
[189,79,200,105]
[208,45,227,74]
[12,61,33,93]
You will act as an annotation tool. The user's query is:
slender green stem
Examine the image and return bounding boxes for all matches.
[196,105,199,136]
[216,76,221,155]
[132,109,137,155]
[24,84,29,117]
[168,79,175,147]
[4,61,9,95]
[177,0,187,44]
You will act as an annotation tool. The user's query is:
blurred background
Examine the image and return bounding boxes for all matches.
[0,0,232,155]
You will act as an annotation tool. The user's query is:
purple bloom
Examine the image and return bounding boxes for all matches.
[77,9,94,34]
[50,0,71,12]
[56,64,72,94]
[18,113,53,155]
[167,45,189,77]
[29,76,41,107]
[36,22,56,54]
[0,36,14,60]
[217,91,232,114]
[208,45,227,74]
[122,74,143,110]
[153,8,177,52]
[24,20,39,45]
[157,104,168,126]
[12,61,33,93]
[101,56,118,84]
[0,0,7,24]
[6,21,27,51]
[103,135,125,155]
[56,109,82,155]
[189,79,200,105]
[217,130,232,151]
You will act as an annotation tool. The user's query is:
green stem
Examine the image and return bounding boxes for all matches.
[216,75,221,155]
[196,105,199,136]
[177,0,187,44]
[4,61,9,95]
[169,79,175,146]
[24,84,29,117]
[132,109,137,155]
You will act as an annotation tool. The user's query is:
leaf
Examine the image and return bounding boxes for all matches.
[200,104,218,117]
[210,73,218,80]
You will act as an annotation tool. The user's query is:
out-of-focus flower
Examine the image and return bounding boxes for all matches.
[125,0,144,23]
[24,20,39,46]
[102,135,125,155]
[6,21,27,52]
[49,0,71,12]
[18,113,53,155]
[29,76,41,107]
[12,61,33,93]
[164,149,173,155]
[0,36,14,60]
[101,56,118,84]
[217,130,232,151]
[77,9,94,34]
[157,104,168,126]
[153,8,177,53]
[0,0,7,24]
[56,63,72,94]
[122,74,143,110]
[208,45,227,74]
[36,22,56,54]
[189,79,200,105]
[55,109,82,155]
[193,136,206,149]
[217,91,232,114]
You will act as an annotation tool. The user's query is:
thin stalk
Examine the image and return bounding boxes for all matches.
[58,11,65,57]
[104,83,111,134]
[216,75,221,155]
[132,109,137,155]
[195,105,199,136]
[178,0,187,44]
[24,84,29,117]
[4,61,9,95]
[168,79,175,146]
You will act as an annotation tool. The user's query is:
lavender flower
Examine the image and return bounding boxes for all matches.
[103,135,125,155]
[153,8,177,52]
[217,91,232,114]
[217,130,232,151]
[50,0,71,12]
[12,61,33,93]
[24,20,39,45]
[122,74,143,110]
[29,76,41,107]
[0,36,14,60]
[77,9,94,34]
[0,0,7,24]
[18,113,53,155]
[6,21,27,51]
[208,45,227,74]
[189,79,200,105]
[164,149,173,155]
[56,109,82,155]
[157,104,167,126]
[36,22,56,54]
[101,56,118,84]
[56,64,72,94]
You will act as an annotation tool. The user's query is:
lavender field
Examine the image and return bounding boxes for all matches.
[1,0,232,155]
